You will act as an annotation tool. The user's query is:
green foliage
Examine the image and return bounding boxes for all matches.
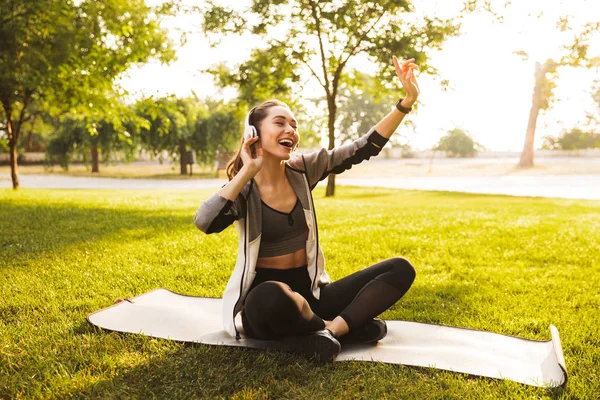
[336,70,409,146]
[134,96,193,163]
[206,43,302,107]
[0,0,177,185]
[1,187,599,398]
[542,79,600,151]
[45,105,144,170]
[537,59,559,110]
[0,0,176,118]
[134,96,244,166]
[193,101,243,165]
[542,128,600,150]
[201,0,464,164]
[436,128,482,158]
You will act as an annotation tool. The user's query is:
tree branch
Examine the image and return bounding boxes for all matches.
[338,6,372,58]
[331,9,387,101]
[13,91,33,143]
[339,9,386,74]
[295,52,326,89]
[270,36,327,89]
[308,0,331,97]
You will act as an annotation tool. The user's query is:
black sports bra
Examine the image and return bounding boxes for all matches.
[258,197,309,257]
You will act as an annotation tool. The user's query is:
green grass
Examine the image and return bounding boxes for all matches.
[1,187,599,399]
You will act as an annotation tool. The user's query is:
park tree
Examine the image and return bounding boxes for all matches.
[0,102,53,154]
[583,79,600,131]
[134,96,203,175]
[45,103,148,172]
[435,128,481,158]
[206,47,321,150]
[193,100,243,167]
[335,70,407,147]
[502,6,600,167]
[201,0,467,196]
[0,0,177,188]
[541,79,600,151]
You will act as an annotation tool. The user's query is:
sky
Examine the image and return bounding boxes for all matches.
[120,0,600,151]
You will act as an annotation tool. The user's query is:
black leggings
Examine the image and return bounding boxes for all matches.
[241,257,416,340]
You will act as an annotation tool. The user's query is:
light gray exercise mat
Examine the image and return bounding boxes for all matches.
[87,288,567,388]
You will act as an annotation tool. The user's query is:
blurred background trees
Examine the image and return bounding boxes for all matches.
[201,0,468,197]
[435,128,483,158]
[0,0,178,188]
[512,20,600,168]
[3,0,599,191]
[542,129,600,150]
[542,80,600,151]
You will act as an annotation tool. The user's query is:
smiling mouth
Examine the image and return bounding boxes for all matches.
[278,139,294,148]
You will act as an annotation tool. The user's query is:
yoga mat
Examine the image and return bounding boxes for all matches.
[87,288,566,388]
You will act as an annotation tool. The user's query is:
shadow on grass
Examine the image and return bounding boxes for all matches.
[70,281,563,399]
[75,345,563,398]
[0,201,199,265]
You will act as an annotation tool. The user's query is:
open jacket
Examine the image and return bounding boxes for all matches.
[194,127,389,339]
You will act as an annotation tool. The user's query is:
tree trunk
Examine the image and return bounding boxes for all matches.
[519,62,544,168]
[9,140,19,189]
[179,142,187,175]
[5,114,20,189]
[325,95,337,197]
[91,142,100,173]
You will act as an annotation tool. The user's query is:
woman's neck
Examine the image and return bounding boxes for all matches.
[253,155,287,188]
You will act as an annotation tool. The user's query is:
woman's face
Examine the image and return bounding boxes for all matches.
[257,106,299,160]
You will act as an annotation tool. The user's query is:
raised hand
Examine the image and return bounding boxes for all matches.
[392,56,420,104]
[240,136,263,176]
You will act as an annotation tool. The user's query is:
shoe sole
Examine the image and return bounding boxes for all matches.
[272,332,341,363]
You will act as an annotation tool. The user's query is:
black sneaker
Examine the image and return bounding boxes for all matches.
[338,318,387,345]
[272,329,341,363]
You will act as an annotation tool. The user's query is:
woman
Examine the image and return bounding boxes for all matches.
[195,56,420,362]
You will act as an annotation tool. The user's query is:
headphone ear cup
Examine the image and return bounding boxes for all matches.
[245,125,257,140]
[244,107,258,140]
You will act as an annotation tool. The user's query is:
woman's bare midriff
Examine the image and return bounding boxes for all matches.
[256,247,307,270]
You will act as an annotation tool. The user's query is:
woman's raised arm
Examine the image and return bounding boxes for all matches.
[375,56,420,138]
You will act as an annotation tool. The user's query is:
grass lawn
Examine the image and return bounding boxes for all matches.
[1,187,599,399]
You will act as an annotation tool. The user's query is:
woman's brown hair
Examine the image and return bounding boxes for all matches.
[226,99,290,181]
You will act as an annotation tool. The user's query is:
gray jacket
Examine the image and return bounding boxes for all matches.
[194,127,389,338]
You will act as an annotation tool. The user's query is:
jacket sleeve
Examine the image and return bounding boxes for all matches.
[194,190,245,234]
[288,127,389,189]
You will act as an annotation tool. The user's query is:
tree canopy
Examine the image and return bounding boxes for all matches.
[0,0,178,188]
[202,0,466,196]
[436,128,482,158]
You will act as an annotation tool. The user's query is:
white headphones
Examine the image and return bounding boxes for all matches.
[244,106,258,140]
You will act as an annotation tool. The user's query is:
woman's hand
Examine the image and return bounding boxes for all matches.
[393,56,420,105]
[240,136,263,177]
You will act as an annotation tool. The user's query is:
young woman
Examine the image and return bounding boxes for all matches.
[195,56,420,362]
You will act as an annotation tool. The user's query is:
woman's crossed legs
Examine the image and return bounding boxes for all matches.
[242,257,416,340]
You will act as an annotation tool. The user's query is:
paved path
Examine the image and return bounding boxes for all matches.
[335,175,600,201]
[2,173,600,200]
[0,174,227,190]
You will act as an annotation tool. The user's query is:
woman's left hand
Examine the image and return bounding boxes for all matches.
[393,56,420,105]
